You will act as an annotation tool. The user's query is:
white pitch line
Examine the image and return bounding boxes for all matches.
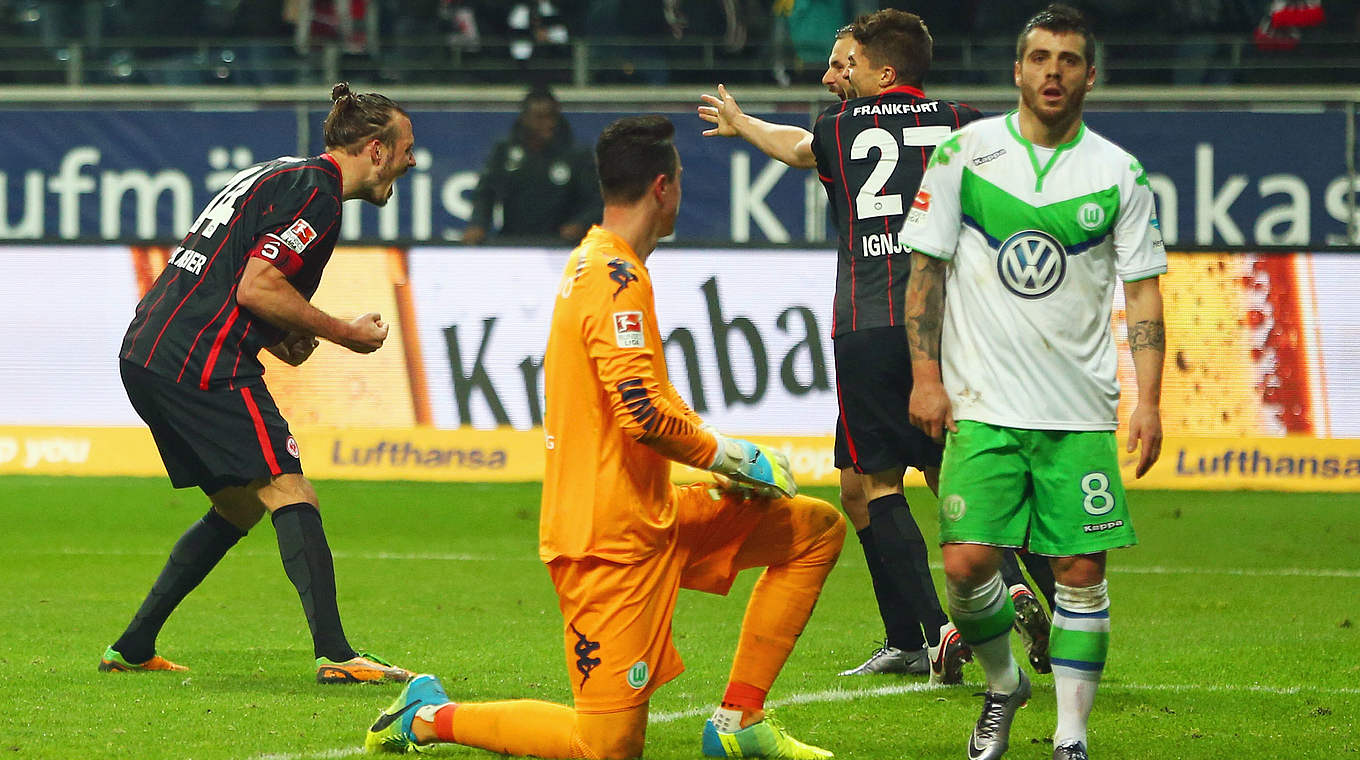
[48,547,1360,578]
[247,679,1360,760]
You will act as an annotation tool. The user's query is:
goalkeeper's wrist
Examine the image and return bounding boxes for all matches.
[709,432,739,473]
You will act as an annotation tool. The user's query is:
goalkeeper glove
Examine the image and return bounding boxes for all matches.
[709,435,797,498]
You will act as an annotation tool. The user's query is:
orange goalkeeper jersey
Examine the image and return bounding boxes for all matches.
[540,226,718,564]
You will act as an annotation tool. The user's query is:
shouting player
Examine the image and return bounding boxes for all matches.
[362,116,846,760]
[903,5,1167,759]
[103,83,417,684]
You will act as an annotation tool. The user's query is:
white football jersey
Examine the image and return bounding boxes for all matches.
[901,111,1166,430]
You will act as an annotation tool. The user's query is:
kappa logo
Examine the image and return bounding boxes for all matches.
[608,258,638,298]
[279,218,318,253]
[996,230,1067,299]
[570,624,602,687]
[613,311,645,348]
[1077,202,1106,231]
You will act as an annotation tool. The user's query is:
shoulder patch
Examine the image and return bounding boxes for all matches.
[279,218,318,253]
[613,311,645,348]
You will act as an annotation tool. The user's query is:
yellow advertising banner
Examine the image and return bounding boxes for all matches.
[3,426,1357,493]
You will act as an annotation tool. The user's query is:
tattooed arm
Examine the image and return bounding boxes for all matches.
[1123,276,1166,477]
[905,252,955,441]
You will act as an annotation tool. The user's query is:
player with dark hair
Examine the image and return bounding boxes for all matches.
[102,83,417,684]
[903,5,1167,759]
[362,115,845,760]
[701,9,1005,683]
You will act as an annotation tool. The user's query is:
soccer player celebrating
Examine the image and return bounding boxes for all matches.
[699,10,994,683]
[103,83,417,684]
[902,5,1167,759]
[363,116,845,760]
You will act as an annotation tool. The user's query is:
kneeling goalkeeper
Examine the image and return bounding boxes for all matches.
[363,115,846,760]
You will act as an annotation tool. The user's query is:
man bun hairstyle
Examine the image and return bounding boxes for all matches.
[323,82,408,154]
[851,9,932,89]
[1016,3,1096,67]
[595,115,677,204]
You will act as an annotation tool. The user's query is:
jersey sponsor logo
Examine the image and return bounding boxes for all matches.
[613,311,645,348]
[570,623,602,687]
[1077,202,1106,231]
[971,148,1006,167]
[851,101,939,118]
[286,435,300,458]
[607,258,638,298]
[279,218,317,253]
[626,660,650,689]
[996,230,1067,299]
[167,246,207,275]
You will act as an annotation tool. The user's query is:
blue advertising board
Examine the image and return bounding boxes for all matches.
[0,106,1354,246]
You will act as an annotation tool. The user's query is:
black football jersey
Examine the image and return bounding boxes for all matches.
[121,155,343,390]
[811,86,981,337]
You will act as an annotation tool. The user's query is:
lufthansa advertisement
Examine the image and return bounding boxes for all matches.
[0,246,1357,491]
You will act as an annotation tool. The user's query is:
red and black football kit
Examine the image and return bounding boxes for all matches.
[810,86,981,473]
[120,155,343,492]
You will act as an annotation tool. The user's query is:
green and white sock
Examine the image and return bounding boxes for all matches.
[1051,580,1111,748]
[947,572,1019,694]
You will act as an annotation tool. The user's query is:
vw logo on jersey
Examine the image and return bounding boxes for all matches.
[1077,202,1106,231]
[996,229,1067,299]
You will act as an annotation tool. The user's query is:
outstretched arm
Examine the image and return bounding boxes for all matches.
[905,253,955,441]
[698,84,817,169]
[1123,276,1165,477]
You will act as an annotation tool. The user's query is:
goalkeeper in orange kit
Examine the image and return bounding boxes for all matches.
[362,115,846,759]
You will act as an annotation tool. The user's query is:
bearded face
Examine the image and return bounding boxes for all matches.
[1014,29,1094,130]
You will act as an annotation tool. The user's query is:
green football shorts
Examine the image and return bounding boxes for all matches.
[937,421,1137,556]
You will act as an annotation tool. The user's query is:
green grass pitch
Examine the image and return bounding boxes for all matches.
[1,476,1357,759]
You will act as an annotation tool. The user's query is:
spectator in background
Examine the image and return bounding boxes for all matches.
[463,85,602,245]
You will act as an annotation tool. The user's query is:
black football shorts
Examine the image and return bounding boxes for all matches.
[833,326,943,474]
[120,359,303,494]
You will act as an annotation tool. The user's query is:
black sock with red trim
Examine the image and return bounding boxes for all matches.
[272,503,357,662]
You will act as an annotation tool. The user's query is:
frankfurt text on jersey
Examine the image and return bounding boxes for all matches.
[851,102,939,118]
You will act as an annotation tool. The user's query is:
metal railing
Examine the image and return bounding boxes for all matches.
[0,32,1358,88]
